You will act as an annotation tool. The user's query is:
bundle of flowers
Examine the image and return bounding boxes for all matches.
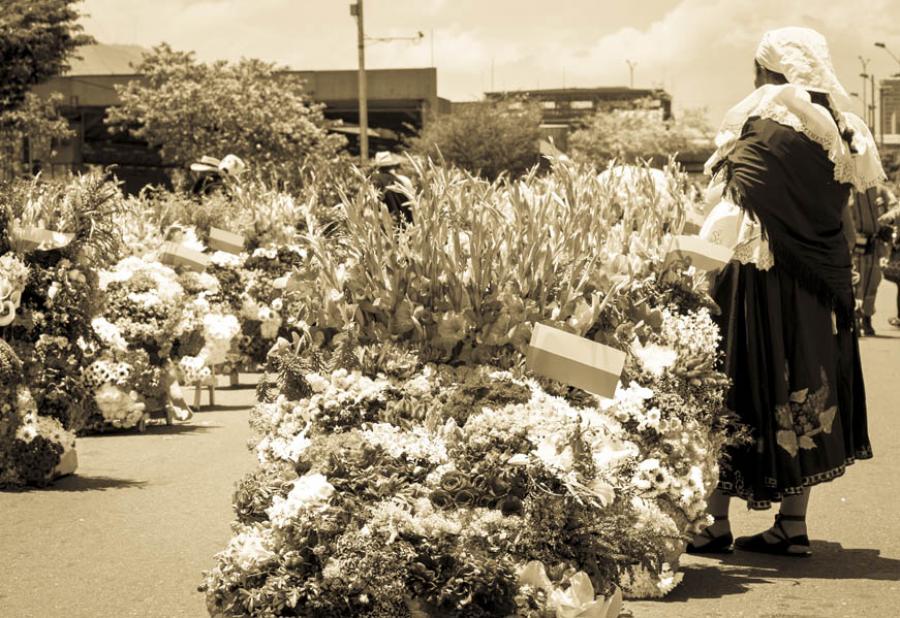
[202,299,728,616]
[0,173,126,436]
[0,253,29,326]
[1,337,77,488]
[299,157,709,364]
[203,159,735,616]
[217,245,305,372]
[93,255,194,425]
[94,250,243,422]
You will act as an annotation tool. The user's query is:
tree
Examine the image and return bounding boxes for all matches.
[408,99,542,181]
[569,102,714,166]
[0,92,74,178]
[105,44,348,183]
[0,0,92,111]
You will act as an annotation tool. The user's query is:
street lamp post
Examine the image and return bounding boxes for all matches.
[875,42,900,69]
[859,56,870,127]
[626,60,637,89]
[350,2,424,164]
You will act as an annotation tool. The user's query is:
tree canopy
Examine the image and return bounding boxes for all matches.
[0,0,92,112]
[568,103,714,165]
[105,44,348,182]
[408,99,543,181]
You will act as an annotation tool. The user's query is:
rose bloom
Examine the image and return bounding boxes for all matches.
[439,470,467,493]
[453,488,476,507]
[430,489,453,509]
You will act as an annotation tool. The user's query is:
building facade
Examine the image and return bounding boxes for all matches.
[28,50,446,192]
[880,78,900,148]
[485,86,673,126]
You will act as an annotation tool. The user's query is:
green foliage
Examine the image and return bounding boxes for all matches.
[0,91,73,147]
[408,99,543,180]
[4,171,127,268]
[569,104,714,165]
[300,156,701,364]
[105,44,349,184]
[0,0,92,111]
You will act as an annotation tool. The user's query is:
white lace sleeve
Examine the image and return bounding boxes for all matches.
[699,199,776,270]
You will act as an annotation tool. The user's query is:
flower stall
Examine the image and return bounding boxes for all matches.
[0,174,125,485]
[200,158,737,617]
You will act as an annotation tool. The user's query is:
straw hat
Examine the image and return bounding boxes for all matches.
[373,151,405,168]
[190,155,221,173]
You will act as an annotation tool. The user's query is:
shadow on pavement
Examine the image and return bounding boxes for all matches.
[45,475,149,492]
[655,542,900,604]
[138,423,220,435]
[725,540,900,581]
[197,404,251,412]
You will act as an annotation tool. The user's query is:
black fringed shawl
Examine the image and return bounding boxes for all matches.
[714,117,854,321]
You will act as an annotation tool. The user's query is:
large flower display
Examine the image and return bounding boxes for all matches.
[93,245,242,428]
[201,159,736,616]
[0,174,125,485]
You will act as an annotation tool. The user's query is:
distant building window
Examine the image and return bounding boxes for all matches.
[541,101,556,109]
[570,100,594,110]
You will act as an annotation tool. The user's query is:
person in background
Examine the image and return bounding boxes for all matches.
[845,184,899,335]
[189,154,246,197]
[877,197,900,327]
[371,151,414,225]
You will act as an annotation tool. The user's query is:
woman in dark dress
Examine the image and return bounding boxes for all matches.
[688,27,884,557]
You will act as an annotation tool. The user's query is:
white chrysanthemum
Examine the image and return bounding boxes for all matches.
[210,251,244,267]
[631,339,678,377]
[223,526,277,573]
[181,227,206,252]
[266,473,334,528]
[91,317,129,351]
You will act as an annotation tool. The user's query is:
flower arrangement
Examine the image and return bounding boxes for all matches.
[0,172,126,436]
[0,253,28,326]
[202,159,736,616]
[0,338,77,488]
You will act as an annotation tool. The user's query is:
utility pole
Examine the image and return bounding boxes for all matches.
[859,56,870,128]
[626,60,637,89]
[870,73,877,132]
[351,1,369,164]
[430,28,435,67]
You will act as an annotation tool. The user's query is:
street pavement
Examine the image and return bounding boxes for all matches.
[1,284,898,618]
[0,377,258,618]
[630,281,900,617]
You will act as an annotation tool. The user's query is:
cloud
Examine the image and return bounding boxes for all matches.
[529,0,900,122]
[78,0,900,123]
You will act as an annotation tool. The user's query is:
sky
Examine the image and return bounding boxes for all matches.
[78,0,900,124]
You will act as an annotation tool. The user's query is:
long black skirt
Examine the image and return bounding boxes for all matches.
[713,262,873,510]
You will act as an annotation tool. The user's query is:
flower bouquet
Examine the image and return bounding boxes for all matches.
[0,339,78,488]
[202,158,736,616]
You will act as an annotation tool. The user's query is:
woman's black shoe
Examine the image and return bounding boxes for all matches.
[734,514,812,557]
[686,516,734,555]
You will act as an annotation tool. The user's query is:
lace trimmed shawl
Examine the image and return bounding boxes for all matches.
[705,84,885,193]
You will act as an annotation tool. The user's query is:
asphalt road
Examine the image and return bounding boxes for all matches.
[630,280,900,617]
[0,378,258,618]
[1,283,898,618]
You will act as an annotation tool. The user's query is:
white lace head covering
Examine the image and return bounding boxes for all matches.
[755,27,853,112]
[705,27,885,191]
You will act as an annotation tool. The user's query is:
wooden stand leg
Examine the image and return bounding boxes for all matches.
[193,383,202,409]
[208,366,216,407]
